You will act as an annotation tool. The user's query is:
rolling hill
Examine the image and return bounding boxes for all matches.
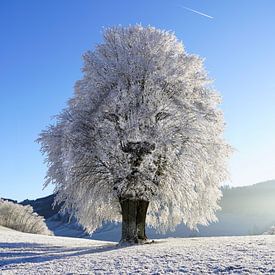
[14,180,275,241]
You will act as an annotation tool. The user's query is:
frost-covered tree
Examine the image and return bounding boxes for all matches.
[38,25,231,244]
[0,199,52,235]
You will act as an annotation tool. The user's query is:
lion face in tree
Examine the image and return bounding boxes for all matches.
[67,26,203,201]
[39,26,230,233]
[95,85,177,201]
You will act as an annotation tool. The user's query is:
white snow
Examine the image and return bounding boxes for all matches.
[0,226,274,274]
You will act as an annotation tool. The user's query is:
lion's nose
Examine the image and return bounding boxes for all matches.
[122,141,155,155]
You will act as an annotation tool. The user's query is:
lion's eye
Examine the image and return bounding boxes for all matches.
[155,112,170,122]
[104,113,119,123]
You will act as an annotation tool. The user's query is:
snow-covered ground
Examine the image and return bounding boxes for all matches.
[0,226,274,274]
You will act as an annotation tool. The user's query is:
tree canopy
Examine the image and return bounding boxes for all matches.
[38,25,231,234]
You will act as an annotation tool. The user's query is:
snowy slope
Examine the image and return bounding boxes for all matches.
[0,226,274,274]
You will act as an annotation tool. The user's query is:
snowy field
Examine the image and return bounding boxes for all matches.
[0,226,274,274]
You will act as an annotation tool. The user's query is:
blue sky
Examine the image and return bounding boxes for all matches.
[1,0,275,201]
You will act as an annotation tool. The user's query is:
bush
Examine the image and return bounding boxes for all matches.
[0,199,52,235]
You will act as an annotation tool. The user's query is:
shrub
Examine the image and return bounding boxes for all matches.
[0,199,52,235]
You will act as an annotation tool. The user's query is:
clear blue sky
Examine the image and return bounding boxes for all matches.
[1,0,275,201]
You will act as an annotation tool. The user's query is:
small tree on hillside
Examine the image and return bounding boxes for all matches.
[38,25,231,244]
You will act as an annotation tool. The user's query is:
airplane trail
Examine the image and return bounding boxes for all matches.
[179,5,214,19]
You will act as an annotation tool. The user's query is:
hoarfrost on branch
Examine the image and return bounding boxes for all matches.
[38,25,231,234]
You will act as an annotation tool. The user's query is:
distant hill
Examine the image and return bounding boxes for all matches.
[221,180,275,216]
[197,180,275,237]
[12,180,275,241]
[21,194,61,219]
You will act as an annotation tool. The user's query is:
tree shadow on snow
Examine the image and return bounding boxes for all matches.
[0,242,121,269]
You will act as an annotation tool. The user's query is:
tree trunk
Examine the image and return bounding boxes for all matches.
[119,198,149,244]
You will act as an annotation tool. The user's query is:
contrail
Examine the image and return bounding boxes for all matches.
[179,5,214,19]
